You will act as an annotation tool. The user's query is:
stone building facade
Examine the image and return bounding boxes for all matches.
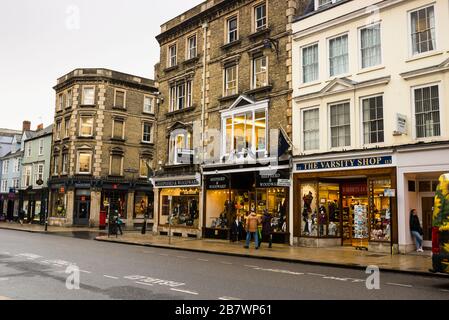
[153,0,309,240]
[49,69,158,228]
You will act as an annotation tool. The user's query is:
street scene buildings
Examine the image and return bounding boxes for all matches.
[1,0,448,256]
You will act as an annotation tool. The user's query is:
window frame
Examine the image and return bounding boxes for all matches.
[252,55,268,89]
[411,82,442,140]
[64,118,70,139]
[139,158,149,178]
[53,154,59,176]
[112,118,125,140]
[76,151,93,175]
[186,34,198,60]
[358,22,383,70]
[327,33,349,78]
[1,180,8,193]
[79,115,94,137]
[38,139,44,156]
[109,154,124,177]
[301,107,320,152]
[34,163,44,185]
[62,153,69,175]
[169,80,193,112]
[55,120,62,141]
[142,122,154,144]
[253,2,267,32]
[168,43,177,68]
[301,42,319,84]
[328,101,352,150]
[114,89,127,109]
[143,95,154,114]
[360,94,385,146]
[82,86,96,106]
[221,103,269,157]
[408,4,437,57]
[224,64,238,97]
[226,14,239,44]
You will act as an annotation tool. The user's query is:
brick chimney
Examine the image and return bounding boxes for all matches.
[36,124,44,132]
[22,121,31,132]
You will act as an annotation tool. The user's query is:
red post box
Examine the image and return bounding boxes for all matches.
[99,210,107,230]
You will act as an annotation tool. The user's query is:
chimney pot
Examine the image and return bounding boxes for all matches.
[22,121,31,132]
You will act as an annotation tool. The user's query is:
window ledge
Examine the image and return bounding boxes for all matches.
[356,65,385,75]
[112,106,127,111]
[142,111,155,116]
[218,93,240,103]
[244,85,273,95]
[298,81,322,90]
[110,138,126,143]
[141,141,154,146]
[183,56,200,65]
[166,106,195,116]
[79,104,96,108]
[62,137,70,141]
[221,40,242,51]
[248,27,271,40]
[164,65,179,73]
[406,50,444,63]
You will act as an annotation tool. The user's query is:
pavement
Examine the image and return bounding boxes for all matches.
[0,222,445,278]
[1,229,449,300]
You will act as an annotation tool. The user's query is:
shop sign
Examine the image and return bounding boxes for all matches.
[296,156,393,171]
[153,178,200,188]
[394,114,407,136]
[59,187,65,194]
[341,183,368,196]
[205,176,229,190]
[384,189,396,197]
[256,172,289,188]
[277,179,291,187]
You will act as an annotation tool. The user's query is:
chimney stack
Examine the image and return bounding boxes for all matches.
[22,121,31,132]
[36,124,44,131]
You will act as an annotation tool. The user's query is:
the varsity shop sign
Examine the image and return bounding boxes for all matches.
[296,156,393,171]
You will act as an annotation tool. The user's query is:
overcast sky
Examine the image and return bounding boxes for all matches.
[0,0,203,131]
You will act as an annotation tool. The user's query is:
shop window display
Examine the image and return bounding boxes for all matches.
[51,191,66,218]
[369,178,392,242]
[101,191,127,219]
[300,182,318,237]
[318,183,341,237]
[160,188,200,228]
[134,192,154,219]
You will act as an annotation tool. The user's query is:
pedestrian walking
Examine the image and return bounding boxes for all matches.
[259,210,273,249]
[117,213,124,236]
[244,211,260,249]
[18,209,25,226]
[410,209,424,252]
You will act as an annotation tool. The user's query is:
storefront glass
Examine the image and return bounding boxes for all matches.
[51,190,67,218]
[134,192,154,219]
[369,178,392,242]
[160,188,200,228]
[101,191,127,219]
[318,183,341,237]
[300,181,318,237]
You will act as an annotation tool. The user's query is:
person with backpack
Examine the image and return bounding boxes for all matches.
[410,209,424,252]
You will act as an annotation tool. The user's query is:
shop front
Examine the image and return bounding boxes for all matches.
[293,154,397,253]
[396,143,449,253]
[203,165,290,244]
[20,188,49,224]
[152,175,202,238]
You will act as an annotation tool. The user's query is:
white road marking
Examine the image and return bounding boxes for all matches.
[136,281,154,287]
[40,261,50,265]
[159,254,169,257]
[171,288,199,295]
[387,283,413,288]
[244,265,259,268]
[125,275,185,288]
[220,261,233,265]
[307,273,326,277]
[104,275,119,280]
[1,252,11,255]
[79,270,92,274]
[176,256,188,259]
[198,259,209,262]
[440,289,449,293]
[0,278,9,281]
[219,296,241,300]
[253,267,304,276]
[16,253,42,260]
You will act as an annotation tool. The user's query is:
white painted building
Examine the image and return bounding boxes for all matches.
[291,0,449,253]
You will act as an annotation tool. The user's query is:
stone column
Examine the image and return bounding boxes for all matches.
[66,190,75,226]
[90,190,101,227]
[126,191,135,230]
[152,188,159,234]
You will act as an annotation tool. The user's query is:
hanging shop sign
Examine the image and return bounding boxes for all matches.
[256,171,290,188]
[205,176,229,190]
[384,189,396,197]
[296,156,393,171]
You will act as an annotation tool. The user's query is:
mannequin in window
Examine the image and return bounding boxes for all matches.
[302,191,313,234]
[319,205,327,237]
[230,214,244,242]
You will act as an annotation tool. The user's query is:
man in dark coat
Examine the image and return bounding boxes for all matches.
[259,210,273,249]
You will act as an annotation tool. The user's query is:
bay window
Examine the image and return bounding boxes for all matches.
[80,116,94,137]
[222,107,267,157]
[82,86,95,105]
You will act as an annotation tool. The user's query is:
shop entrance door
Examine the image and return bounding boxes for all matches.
[74,196,91,226]
[421,196,434,242]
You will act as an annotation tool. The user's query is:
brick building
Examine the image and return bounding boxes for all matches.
[153,0,309,240]
[49,69,158,228]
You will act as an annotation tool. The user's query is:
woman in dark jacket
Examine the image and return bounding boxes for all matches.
[259,210,273,249]
[410,209,423,252]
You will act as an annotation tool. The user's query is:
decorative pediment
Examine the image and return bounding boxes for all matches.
[438,57,449,68]
[110,147,124,155]
[320,77,357,94]
[167,121,192,132]
[77,144,93,151]
[223,95,256,112]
